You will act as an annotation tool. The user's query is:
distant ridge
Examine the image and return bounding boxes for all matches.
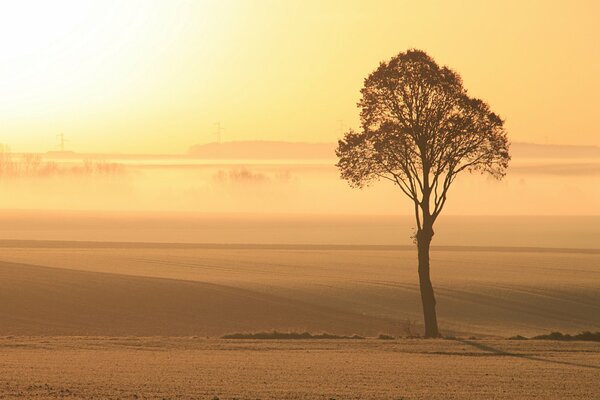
[510,142,600,158]
[189,141,600,160]
[7,141,598,160]
[46,150,77,156]
[188,141,335,159]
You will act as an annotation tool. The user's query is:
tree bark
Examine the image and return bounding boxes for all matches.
[416,226,440,338]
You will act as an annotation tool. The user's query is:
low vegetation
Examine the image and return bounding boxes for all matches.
[509,331,600,342]
[377,334,396,340]
[221,331,365,340]
[0,154,124,178]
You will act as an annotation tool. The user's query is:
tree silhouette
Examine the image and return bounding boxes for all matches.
[336,49,510,337]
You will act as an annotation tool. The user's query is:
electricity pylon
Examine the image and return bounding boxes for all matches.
[57,133,67,152]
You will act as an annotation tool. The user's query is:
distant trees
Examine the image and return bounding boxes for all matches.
[336,49,510,337]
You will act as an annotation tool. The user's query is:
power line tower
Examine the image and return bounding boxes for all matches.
[214,122,223,144]
[57,133,67,152]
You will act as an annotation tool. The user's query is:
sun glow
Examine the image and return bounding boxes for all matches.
[0,1,598,153]
[0,0,232,151]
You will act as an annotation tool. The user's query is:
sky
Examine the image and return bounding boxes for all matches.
[0,0,598,154]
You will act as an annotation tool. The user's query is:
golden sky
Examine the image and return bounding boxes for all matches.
[0,0,598,154]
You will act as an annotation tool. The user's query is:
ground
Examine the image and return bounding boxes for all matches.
[0,337,598,399]
[0,241,598,399]
[0,241,598,337]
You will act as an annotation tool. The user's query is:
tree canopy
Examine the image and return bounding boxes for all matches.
[336,49,510,231]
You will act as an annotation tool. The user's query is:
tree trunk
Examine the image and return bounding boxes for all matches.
[416,227,440,338]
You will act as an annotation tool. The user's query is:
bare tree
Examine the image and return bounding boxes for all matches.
[336,49,510,337]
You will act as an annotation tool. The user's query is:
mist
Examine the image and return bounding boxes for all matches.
[0,146,597,249]
[0,150,598,216]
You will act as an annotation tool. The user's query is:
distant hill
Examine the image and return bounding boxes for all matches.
[188,141,336,159]
[45,151,78,157]
[189,140,600,159]
[510,143,600,158]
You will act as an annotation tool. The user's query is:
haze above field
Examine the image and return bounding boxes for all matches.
[188,141,600,160]
[0,140,598,216]
[9,140,598,160]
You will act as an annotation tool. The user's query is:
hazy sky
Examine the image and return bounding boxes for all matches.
[1,0,598,153]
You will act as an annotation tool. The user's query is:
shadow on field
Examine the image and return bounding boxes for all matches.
[456,339,600,370]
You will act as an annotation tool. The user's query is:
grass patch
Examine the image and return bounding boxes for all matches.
[509,331,600,342]
[533,331,600,342]
[508,335,528,341]
[221,331,365,340]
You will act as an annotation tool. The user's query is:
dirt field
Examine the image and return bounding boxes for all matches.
[0,337,598,400]
[0,240,598,399]
[0,241,598,337]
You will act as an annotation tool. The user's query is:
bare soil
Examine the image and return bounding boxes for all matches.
[0,337,598,399]
[0,241,598,337]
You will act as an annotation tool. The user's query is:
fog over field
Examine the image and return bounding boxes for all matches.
[0,142,598,217]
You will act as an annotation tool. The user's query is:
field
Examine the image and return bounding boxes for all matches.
[0,238,598,399]
[0,241,598,337]
[0,337,598,399]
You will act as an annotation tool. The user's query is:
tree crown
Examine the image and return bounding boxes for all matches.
[336,49,510,229]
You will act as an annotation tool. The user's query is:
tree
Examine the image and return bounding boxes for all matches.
[336,49,510,337]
